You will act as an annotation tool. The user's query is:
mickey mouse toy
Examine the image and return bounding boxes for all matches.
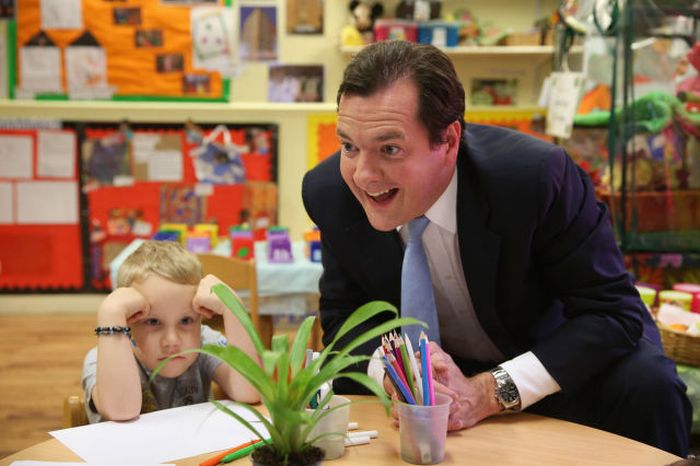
[342,1,384,46]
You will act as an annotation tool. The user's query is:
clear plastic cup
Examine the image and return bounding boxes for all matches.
[397,392,452,465]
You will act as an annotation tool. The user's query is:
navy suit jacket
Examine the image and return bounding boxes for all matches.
[302,124,658,394]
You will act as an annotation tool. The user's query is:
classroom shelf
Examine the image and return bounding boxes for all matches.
[341,44,583,58]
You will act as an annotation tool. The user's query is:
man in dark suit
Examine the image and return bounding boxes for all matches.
[302,40,691,456]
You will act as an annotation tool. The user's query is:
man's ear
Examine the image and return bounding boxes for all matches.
[444,120,462,162]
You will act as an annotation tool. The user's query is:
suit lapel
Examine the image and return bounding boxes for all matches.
[456,141,518,356]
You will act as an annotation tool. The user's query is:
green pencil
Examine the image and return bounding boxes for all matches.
[220,439,266,463]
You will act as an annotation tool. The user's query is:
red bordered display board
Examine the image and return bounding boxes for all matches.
[76,122,278,290]
[0,128,84,290]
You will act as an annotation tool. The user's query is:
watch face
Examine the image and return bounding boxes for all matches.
[500,384,519,403]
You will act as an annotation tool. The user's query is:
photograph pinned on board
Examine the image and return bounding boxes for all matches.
[470,78,518,106]
[113,7,142,25]
[156,53,184,72]
[1,0,14,19]
[239,4,278,61]
[182,74,211,95]
[286,0,323,34]
[160,185,206,226]
[268,64,323,103]
[135,29,163,48]
[189,125,248,185]
[82,128,133,190]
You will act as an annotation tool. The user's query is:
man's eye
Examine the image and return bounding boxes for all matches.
[340,142,356,154]
[383,145,399,156]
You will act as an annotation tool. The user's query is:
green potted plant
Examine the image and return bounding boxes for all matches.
[155,283,422,466]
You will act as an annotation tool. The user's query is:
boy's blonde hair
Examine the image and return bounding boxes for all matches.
[117,240,202,287]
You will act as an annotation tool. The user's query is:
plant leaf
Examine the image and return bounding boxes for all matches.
[289,316,315,377]
[210,400,278,447]
[211,283,265,354]
[196,345,275,402]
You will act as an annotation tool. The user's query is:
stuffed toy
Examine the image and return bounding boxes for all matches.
[341,1,384,46]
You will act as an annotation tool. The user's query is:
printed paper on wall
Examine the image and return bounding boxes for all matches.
[16,180,79,224]
[0,134,33,179]
[37,130,77,178]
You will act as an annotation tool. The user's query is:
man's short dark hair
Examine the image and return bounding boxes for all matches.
[337,40,466,146]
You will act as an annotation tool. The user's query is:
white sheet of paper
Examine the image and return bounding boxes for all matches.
[148,150,183,181]
[10,462,172,466]
[545,71,584,139]
[16,181,79,224]
[0,182,13,224]
[192,7,235,73]
[65,46,108,92]
[37,130,76,178]
[19,47,62,93]
[132,133,160,163]
[0,135,33,179]
[41,0,83,29]
[50,401,269,464]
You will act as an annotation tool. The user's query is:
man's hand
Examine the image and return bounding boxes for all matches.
[388,342,502,431]
[430,342,502,430]
[98,287,150,326]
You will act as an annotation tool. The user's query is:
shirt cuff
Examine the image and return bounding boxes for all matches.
[500,351,561,410]
[367,346,386,390]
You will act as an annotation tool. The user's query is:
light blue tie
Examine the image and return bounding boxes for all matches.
[401,216,440,346]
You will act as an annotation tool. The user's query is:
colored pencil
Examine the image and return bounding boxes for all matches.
[198,439,256,466]
[404,333,423,405]
[397,334,417,400]
[382,354,416,404]
[220,439,266,463]
[419,331,435,405]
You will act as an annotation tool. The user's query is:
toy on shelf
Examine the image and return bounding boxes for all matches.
[304,226,322,263]
[156,223,188,244]
[185,231,211,253]
[396,0,441,22]
[267,226,293,263]
[194,223,219,247]
[230,225,255,260]
[342,0,383,46]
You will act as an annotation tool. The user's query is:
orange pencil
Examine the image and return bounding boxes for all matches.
[199,439,257,466]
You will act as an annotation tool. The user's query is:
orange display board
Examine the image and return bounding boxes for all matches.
[15,0,229,100]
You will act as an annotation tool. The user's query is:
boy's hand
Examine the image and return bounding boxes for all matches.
[98,287,150,325]
[193,274,232,319]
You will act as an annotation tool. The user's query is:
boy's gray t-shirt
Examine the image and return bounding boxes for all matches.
[82,324,226,423]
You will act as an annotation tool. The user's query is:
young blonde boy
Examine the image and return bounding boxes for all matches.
[82,240,260,423]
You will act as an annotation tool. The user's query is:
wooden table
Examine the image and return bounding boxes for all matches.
[0,396,681,466]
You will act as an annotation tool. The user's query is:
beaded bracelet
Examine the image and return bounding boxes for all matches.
[94,326,132,337]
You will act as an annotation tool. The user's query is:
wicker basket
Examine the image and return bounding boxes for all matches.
[658,324,700,367]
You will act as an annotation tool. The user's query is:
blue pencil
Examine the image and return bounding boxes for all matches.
[419,332,432,406]
[382,354,416,404]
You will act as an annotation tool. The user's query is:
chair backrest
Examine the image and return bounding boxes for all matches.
[64,395,88,428]
[196,254,262,343]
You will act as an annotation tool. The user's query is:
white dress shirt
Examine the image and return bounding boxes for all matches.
[367,169,561,409]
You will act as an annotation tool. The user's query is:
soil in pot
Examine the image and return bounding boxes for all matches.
[251,444,325,466]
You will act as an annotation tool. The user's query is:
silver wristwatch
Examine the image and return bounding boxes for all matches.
[490,366,521,412]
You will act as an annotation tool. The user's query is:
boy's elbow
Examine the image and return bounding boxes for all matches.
[236,391,261,404]
[99,405,141,422]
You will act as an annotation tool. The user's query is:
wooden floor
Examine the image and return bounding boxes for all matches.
[0,313,96,458]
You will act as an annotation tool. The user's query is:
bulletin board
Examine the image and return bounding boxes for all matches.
[76,121,278,290]
[0,127,84,290]
[13,0,233,101]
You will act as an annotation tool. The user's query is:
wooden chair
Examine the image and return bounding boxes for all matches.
[196,253,271,348]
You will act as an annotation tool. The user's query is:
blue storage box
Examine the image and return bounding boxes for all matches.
[418,21,458,47]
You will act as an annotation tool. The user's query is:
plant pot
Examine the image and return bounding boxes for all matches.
[250,444,324,466]
[306,395,351,460]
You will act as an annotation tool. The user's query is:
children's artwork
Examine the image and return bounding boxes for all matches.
[160,185,206,226]
[134,29,163,48]
[191,6,235,74]
[17,31,62,94]
[82,127,132,189]
[286,0,323,34]
[268,65,324,103]
[106,207,151,236]
[132,132,183,182]
[189,125,247,184]
[239,4,278,62]
[470,78,518,106]
[37,129,77,178]
[41,0,82,30]
[307,113,338,169]
[0,134,33,178]
[15,0,229,100]
[65,32,111,99]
